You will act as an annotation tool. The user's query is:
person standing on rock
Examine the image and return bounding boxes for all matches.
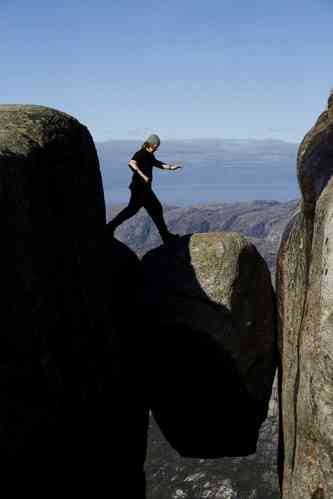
[107,134,182,244]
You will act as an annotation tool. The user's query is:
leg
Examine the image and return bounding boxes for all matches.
[143,189,171,241]
[107,188,143,233]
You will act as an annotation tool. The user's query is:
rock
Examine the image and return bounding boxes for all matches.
[140,232,277,458]
[0,105,134,494]
[276,95,333,498]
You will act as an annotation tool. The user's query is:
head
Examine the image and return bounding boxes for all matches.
[142,134,161,153]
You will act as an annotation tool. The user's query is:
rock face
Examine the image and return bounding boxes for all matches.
[276,95,333,498]
[140,232,277,459]
[0,105,146,494]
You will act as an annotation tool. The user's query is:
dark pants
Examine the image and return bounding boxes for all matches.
[108,186,170,239]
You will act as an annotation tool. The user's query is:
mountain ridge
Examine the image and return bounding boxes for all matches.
[106,198,300,280]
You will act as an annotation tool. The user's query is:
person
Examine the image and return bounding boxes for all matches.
[107,134,182,244]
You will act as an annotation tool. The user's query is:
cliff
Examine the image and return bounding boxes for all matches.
[0,105,144,496]
[277,94,333,499]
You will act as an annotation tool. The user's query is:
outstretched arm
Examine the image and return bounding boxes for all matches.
[154,159,182,170]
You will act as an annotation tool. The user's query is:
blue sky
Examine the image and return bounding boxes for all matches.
[1,0,332,143]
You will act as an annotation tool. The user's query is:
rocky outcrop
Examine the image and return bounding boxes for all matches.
[0,105,146,495]
[277,95,333,498]
[140,232,277,459]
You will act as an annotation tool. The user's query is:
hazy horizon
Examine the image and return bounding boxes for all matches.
[97,137,299,145]
[97,137,301,207]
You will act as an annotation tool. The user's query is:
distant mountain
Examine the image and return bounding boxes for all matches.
[106,198,300,281]
[97,139,299,205]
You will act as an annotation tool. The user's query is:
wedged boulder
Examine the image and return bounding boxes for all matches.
[0,105,129,491]
[276,94,333,499]
[140,232,277,458]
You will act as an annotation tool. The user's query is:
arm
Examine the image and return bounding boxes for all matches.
[154,159,181,170]
[128,160,150,182]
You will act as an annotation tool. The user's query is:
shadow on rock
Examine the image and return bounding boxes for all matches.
[139,233,277,459]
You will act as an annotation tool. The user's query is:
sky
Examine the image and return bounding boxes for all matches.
[1,0,332,143]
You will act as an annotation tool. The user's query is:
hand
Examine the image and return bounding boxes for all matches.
[170,164,182,170]
[143,174,150,183]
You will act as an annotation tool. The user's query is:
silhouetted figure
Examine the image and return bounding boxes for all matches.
[107,134,182,244]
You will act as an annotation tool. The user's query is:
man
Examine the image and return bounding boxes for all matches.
[107,134,182,244]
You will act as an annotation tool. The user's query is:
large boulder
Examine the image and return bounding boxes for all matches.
[140,232,277,458]
[276,94,333,498]
[0,105,142,493]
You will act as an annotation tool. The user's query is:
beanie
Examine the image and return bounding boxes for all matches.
[145,134,161,146]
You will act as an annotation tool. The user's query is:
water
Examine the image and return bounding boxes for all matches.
[98,140,300,207]
[103,163,300,207]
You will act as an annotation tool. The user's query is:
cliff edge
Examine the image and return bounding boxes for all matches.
[277,94,333,499]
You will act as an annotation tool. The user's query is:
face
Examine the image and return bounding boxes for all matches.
[146,143,159,153]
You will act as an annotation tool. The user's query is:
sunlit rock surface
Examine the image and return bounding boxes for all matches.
[277,94,333,499]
